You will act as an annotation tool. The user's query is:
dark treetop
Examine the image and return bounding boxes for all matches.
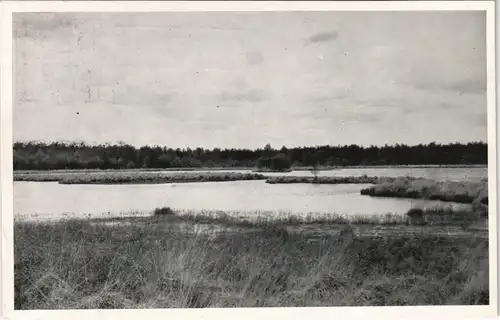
[13,141,487,171]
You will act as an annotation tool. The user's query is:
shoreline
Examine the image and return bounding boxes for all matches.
[15,214,488,239]
[15,204,487,229]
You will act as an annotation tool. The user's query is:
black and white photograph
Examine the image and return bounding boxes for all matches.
[1,1,497,316]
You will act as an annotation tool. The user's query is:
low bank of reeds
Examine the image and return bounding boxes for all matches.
[151,205,485,229]
[14,172,64,182]
[360,177,488,204]
[14,171,267,184]
[265,175,400,185]
[14,167,255,174]
[155,208,409,226]
[253,168,293,173]
[14,216,489,309]
[403,207,486,227]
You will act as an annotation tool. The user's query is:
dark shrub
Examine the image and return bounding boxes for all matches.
[153,207,175,216]
[406,208,424,217]
[406,208,425,225]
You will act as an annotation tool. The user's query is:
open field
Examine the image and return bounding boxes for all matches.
[14,210,489,309]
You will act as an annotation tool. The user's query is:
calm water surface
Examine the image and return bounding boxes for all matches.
[14,170,474,221]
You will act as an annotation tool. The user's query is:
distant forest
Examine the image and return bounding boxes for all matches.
[13,141,487,170]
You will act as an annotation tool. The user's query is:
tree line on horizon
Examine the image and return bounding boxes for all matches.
[12,141,487,171]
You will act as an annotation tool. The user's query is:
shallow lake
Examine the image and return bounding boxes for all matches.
[14,168,476,221]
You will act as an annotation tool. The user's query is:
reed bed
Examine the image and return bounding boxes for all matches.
[152,205,486,229]
[360,177,488,204]
[14,172,66,182]
[403,207,486,227]
[265,175,402,184]
[253,169,293,173]
[158,208,410,226]
[15,167,254,174]
[14,171,267,184]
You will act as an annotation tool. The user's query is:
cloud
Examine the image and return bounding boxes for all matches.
[438,78,486,95]
[473,114,487,127]
[13,13,78,38]
[204,68,221,73]
[218,89,270,103]
[14,12,487,148]
[245,50,264,66]
[307,31,339,44]
[343,112,382,124]
[410,77,486,96]
[309,94,348,103]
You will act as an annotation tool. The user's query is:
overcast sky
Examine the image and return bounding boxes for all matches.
[13,11,487,149]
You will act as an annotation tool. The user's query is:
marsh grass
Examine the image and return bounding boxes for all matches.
[265,175,399,185]
[14,173,64,182]
[150,206,486,229]
[253,168,293,173]
[170,209,409,227]
[360,177,488,204]
[14,171,403,185]
[14,171,267,184]
[14,217,489,309]
[14,167,255,174]
[403,206,485,228]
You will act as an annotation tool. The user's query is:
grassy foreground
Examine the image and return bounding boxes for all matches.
[15,212,488,309]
